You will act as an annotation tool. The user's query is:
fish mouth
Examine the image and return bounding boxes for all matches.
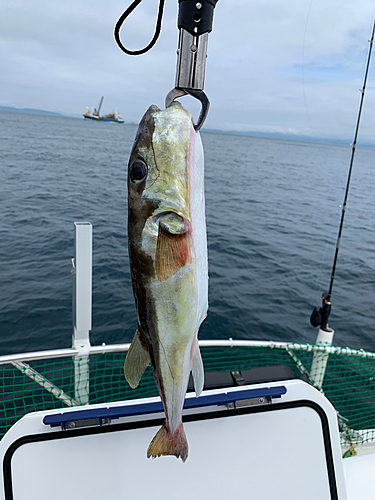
[153,212,190,235]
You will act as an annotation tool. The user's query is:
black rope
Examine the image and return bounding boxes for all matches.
[114,0,166,56]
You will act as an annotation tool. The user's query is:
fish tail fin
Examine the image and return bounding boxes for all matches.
[147,422,188,462]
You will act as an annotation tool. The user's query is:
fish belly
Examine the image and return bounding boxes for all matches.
[189,127,208,328]
[150,264,197,435]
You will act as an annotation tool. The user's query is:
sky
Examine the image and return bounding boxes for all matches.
[2,0,375,141]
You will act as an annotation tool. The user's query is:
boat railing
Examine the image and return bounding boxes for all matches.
[1,337,375,447]
[1,222,375,453]
[2,338,375,366]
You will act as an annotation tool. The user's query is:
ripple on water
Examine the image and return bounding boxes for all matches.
[0,111,374,354]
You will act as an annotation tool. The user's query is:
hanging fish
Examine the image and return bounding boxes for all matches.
[124,101,208,462]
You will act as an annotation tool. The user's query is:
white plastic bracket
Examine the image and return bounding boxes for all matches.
[310,328,335,390]
[72,222,92,405]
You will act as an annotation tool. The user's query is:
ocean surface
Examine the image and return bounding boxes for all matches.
[1,109,374,355]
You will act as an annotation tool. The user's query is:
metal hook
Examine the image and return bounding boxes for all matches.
[165,87,210,131]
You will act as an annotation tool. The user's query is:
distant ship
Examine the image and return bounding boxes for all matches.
[83,96,124,123]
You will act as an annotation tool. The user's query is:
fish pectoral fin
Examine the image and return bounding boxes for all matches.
[155,227,191,282]
[191,336,204,397]
[124,328,150,389]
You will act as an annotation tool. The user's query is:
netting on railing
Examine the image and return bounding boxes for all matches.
[0,358,76,438]
[1,343,375,449]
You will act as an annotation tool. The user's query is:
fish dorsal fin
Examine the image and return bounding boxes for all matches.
[191,335,204,397]
[155,225,191,282]
[124,327,150,389]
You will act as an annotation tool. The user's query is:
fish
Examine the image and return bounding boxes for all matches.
[124,101,208,462]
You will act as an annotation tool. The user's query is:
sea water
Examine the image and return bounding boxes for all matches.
[1,109,374,355]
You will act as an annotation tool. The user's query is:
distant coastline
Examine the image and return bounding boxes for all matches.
[202,128,356,146]
[1,105,372,146]
[0,105,84,119]
[0,105,69,117]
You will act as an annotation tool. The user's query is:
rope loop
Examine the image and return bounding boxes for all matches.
[114,0,166,56]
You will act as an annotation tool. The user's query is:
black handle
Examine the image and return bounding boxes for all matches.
[178,0,219,37]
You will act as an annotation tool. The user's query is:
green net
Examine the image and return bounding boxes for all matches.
[1,342,375,450]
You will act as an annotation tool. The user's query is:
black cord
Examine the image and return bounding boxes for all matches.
[114,0,166,56]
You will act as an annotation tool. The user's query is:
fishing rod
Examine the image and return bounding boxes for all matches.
[114,0,219,130]
[310,19,375,332]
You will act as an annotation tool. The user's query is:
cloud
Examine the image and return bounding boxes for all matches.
[1,0,375,141]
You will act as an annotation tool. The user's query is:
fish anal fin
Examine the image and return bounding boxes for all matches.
[147,422,188,462]
[191,335,204,397]
[124,327,150,389]
[155,228,191,282]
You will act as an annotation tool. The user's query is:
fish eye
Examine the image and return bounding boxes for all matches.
[130,159,148,183]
